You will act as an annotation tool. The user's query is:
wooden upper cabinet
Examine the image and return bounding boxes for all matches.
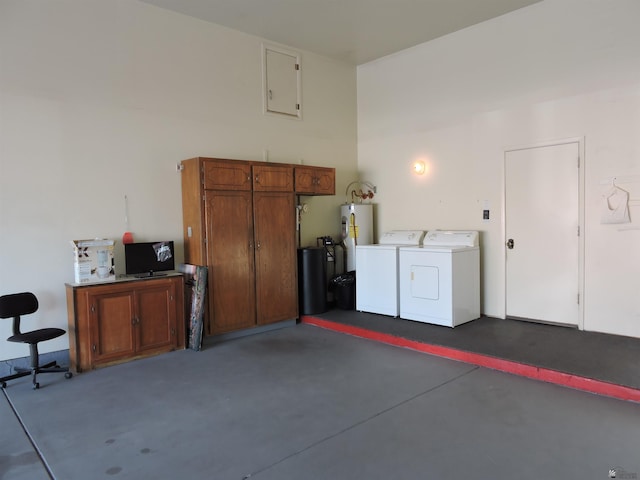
[193,158,333,195]
[253,165,294,192]
[203,159,252,191]
[295,166,335,195]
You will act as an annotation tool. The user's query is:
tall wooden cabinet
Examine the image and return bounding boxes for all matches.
[181,158,300,335]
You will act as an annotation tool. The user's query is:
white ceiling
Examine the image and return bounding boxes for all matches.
[139,0,542,65]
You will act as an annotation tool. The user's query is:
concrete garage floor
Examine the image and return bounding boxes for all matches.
[2,320,639,480]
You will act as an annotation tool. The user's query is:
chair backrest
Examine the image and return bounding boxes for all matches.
[0,292,39,319]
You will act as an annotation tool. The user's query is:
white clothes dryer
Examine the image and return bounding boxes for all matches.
[356,230,425,317]
[399,231,480,327]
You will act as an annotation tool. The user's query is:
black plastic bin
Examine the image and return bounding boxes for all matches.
[330,271,355,310]
[297,247,328,315]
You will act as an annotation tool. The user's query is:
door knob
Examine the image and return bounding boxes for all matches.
[506,238,514,249]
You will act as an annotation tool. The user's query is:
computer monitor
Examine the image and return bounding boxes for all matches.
[124,241,175,277]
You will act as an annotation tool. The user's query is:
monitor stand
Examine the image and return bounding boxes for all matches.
[134,271,168,279]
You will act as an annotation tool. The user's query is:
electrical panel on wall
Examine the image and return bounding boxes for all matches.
[263,44,301,119]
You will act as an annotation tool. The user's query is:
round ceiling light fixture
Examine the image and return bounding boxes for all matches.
[413,161,426,175]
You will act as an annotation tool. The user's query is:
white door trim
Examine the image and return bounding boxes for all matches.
[502,137,585,330]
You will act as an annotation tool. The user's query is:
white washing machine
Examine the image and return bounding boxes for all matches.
[356,230,426,317]
[399,231,480,327]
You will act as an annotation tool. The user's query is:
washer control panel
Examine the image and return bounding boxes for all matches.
[379,230,426,245]
[423,230,479,247]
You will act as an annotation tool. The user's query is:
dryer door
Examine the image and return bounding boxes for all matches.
[399,250,452,326]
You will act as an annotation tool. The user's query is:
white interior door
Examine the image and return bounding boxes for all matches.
[505,142,581,326]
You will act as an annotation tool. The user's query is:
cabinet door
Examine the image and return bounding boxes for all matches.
[205,190,256,334]
[313,168,335,195]
[253,165,294,192]
[294,167,316,194]
[264,46,301,118]
[89,290,136,365]
[203,159,252,191]
[294,166,335,195]
[253,192,298,325]
[135,281,177,353]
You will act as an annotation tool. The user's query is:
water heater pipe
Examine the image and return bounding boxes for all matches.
[344,180,376,204]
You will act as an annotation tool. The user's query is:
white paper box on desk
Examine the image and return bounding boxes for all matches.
[71,239,115,283]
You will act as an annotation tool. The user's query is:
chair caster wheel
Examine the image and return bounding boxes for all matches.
[33,383,40,390]
[65,372,73,379]
[1,382,6,389]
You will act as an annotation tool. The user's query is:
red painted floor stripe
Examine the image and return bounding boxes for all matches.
[301,315,640,403]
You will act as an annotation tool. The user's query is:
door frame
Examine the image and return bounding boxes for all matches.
[502,137,585,330]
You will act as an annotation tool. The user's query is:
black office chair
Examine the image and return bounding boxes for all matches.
[0,292,73,389]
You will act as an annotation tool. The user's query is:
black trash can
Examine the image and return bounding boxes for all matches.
[330,271,355,310]
[297,247,328,315]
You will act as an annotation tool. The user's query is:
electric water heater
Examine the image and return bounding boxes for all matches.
[340,203,373,272]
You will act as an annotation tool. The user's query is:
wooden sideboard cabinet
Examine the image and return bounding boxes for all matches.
[65,275,184,372]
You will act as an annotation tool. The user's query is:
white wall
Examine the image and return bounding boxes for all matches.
[0,0,357,360]
[357,0,640,337]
